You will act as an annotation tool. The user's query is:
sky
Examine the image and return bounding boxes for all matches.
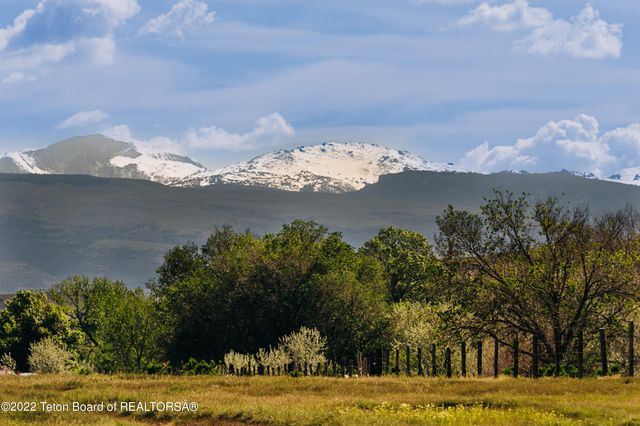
[0,0,639,176]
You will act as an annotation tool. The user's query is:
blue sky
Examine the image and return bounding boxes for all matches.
[0,0,639,175]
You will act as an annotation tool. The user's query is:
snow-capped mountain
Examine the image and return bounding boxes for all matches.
[608,168,640,186]
[0,135,205,185]
[175,142,462,192]
[567,168,640,187]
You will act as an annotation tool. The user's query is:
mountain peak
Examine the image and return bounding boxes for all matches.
[0,135,205,185]
[175,142,463,192]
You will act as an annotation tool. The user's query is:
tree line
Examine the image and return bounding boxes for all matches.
[1,191,639,375]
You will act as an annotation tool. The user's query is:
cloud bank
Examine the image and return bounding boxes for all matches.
[0,0,140,79]
[102,113,295,153]
[460,1,623,59]
[184,113,295,151]
[460,115,640,178]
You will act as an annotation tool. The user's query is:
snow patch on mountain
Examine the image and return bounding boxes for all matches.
[608,167,640,186]
[5,151,46,174]
[176,142,463,192]
[107,136,205,184]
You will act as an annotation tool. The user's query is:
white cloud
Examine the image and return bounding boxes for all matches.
[84,0,140,26]
[515,5,623,59]
[102,124,133,140]
[140,0,215,39]
[0,0,140,78]
[603,124,640,166]
[0,3,44,51]
[459,0,552,31]
[461,115,640,177]
[460,2,622,59]
[2,72,36,84]
[57,110,110,129]
[184,113,295,151]
[102,114,294,153]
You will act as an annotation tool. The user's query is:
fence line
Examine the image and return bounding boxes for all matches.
[223,321,639,378]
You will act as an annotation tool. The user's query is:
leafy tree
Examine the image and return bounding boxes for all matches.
[436,191,640,372]
[100,288,161,372]
[0,290,79,371]
[49,276,161,372]
[153,221,391,364]
[49,276,124,349]
[361,227,442,302]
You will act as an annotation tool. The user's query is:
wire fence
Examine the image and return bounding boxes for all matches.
[225,321,639,378]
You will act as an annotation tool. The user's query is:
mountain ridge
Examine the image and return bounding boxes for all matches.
[2,134,640,191]
[2,170,640,291]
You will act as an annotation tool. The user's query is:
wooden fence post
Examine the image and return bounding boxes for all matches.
[406,346,411,376]
[477,341,483,377]
[554,326,561,377]
[417,347,423,376]
[513,336,519,378]
[577,330,584,379]
[532,334,539,379]
[431,344,437,377]
[599,328,608,376]
[629,321,635,377]
[461,341,467,377]
[386,349,390,375]
[445,347,452,378]
[493,337,499,378]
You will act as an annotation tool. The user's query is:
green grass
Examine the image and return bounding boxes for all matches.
[1,375,639,425]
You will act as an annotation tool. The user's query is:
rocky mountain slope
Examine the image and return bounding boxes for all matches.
[0,135,205,185]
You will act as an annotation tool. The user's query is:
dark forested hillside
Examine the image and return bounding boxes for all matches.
[1,171,639,291]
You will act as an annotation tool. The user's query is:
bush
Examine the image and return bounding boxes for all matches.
[0,353,17,372]
[28,338,74,374]
[182,358,215,375]
[279,326,327,374]
[146,360,172,375]
[73,361,95,375]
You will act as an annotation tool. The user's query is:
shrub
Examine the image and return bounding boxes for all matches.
[73,361,95,375]
[183,358,216,375]
[255,346,289,374]
[0,352,17,371]
[223,351,254,375]
[28,338,74,374]
[146,360,172,375]
[279,326,327,374]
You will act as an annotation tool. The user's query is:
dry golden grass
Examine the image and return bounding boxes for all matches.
[0,375,639,425]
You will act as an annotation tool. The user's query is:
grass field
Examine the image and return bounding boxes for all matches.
[0,375,639,425]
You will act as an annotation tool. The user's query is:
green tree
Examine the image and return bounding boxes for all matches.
[152,221,392,364]
[100,288,161,372]
[361,227,442,302]
[436,191,640,372]
[0,290,79,371]
[49,276,161,372]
